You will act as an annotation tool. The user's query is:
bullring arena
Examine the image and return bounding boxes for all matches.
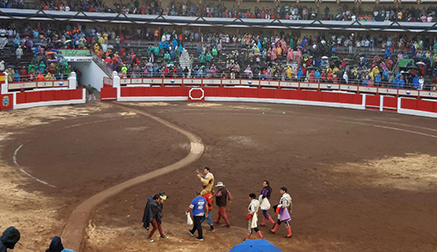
[2,1,437,250]
[1,96,437,251]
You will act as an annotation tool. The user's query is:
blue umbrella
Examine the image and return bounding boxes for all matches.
[230,239,281,252]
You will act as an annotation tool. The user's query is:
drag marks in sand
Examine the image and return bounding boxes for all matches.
[124,102,175,107]
[333,153,437,191]
[227,135,261,149]
[86,215,248,252]
[187,103,222,107]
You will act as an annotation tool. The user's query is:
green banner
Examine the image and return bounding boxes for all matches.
[59,50,91,57]
[398,59,413,68]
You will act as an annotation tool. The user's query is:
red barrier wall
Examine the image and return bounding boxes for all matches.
[118,86,364,108]
[16,89,84,104]
[402,99,437,113]
[97,83,437,118]
[101,87,117,100]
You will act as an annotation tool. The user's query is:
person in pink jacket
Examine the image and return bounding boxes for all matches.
[281,40,287,54]
[287,48,294,62]
[271,47,277,61]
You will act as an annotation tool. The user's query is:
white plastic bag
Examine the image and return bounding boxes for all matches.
[186,212,193,226]
[260,197,271,210]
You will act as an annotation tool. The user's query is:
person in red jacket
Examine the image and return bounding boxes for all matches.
[36,72,45,81]
[19,67,27,82]
[201,186,215,232]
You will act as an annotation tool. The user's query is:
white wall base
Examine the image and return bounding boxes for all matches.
[118,96,188,102]
[14,99,86,109]
[397,108,437,118]
[205,97,366,110]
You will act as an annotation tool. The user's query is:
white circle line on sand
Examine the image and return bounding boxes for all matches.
[347,121,437,139]
[12,144,57,188]
[12,144,23,166]
[337,116,437,133]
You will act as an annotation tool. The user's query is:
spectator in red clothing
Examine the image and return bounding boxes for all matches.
[214,182,232,227]
[19,67,27,81]
[36,72,45,81]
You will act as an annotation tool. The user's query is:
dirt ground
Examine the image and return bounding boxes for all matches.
[1,101,437,252]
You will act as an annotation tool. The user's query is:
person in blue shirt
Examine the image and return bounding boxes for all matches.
[382,69,389,82]
[412,75,420,89]
[187,191,208,241]
[314,69,321,82]
[297,68,304,81]
[392,76,400,88]
[399,75,405,88]
[385,48,391,59]
[374,72,381,87]
[399,75,406,88]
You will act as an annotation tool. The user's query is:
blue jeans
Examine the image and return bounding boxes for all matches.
[201,209,213,226]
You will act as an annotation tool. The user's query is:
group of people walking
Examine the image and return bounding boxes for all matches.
[187,167,232,241]
[142,167,292,243]
[246,181,293,241]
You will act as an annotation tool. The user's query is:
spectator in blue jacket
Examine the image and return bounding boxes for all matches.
[412,75,420,89]
[399,75,406,88]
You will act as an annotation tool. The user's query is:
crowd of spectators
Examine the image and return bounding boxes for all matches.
[32,0,437,23]
[89,26,437,90]
[0,22,87,83]
[0,0,25,8]
[1,20,437,90]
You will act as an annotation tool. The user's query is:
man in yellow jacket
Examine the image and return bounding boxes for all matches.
[196,167,214,195]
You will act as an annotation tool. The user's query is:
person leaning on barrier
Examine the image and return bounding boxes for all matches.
[85,84,97,101]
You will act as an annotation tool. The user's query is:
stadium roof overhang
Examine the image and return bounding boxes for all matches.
[1,9,437,33]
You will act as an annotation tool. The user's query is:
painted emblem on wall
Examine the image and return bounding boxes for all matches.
[3,95,9,107]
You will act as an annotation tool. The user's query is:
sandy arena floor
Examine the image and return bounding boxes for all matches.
[1,101,437,252]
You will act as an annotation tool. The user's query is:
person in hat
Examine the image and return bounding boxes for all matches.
[270,187,293,238]
[214,181,232,227]
[196,167,214,196]
[142,193,169,242]
[0,226,20,252]
[245,193,263,240]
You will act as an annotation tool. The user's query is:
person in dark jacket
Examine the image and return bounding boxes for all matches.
[142,194,168,242]
[0,226,20,252]
[214,182,232,227]
[46,236,64,252]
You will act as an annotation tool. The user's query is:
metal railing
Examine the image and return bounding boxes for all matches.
[116,71,435,90]
[92,53,112,77]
